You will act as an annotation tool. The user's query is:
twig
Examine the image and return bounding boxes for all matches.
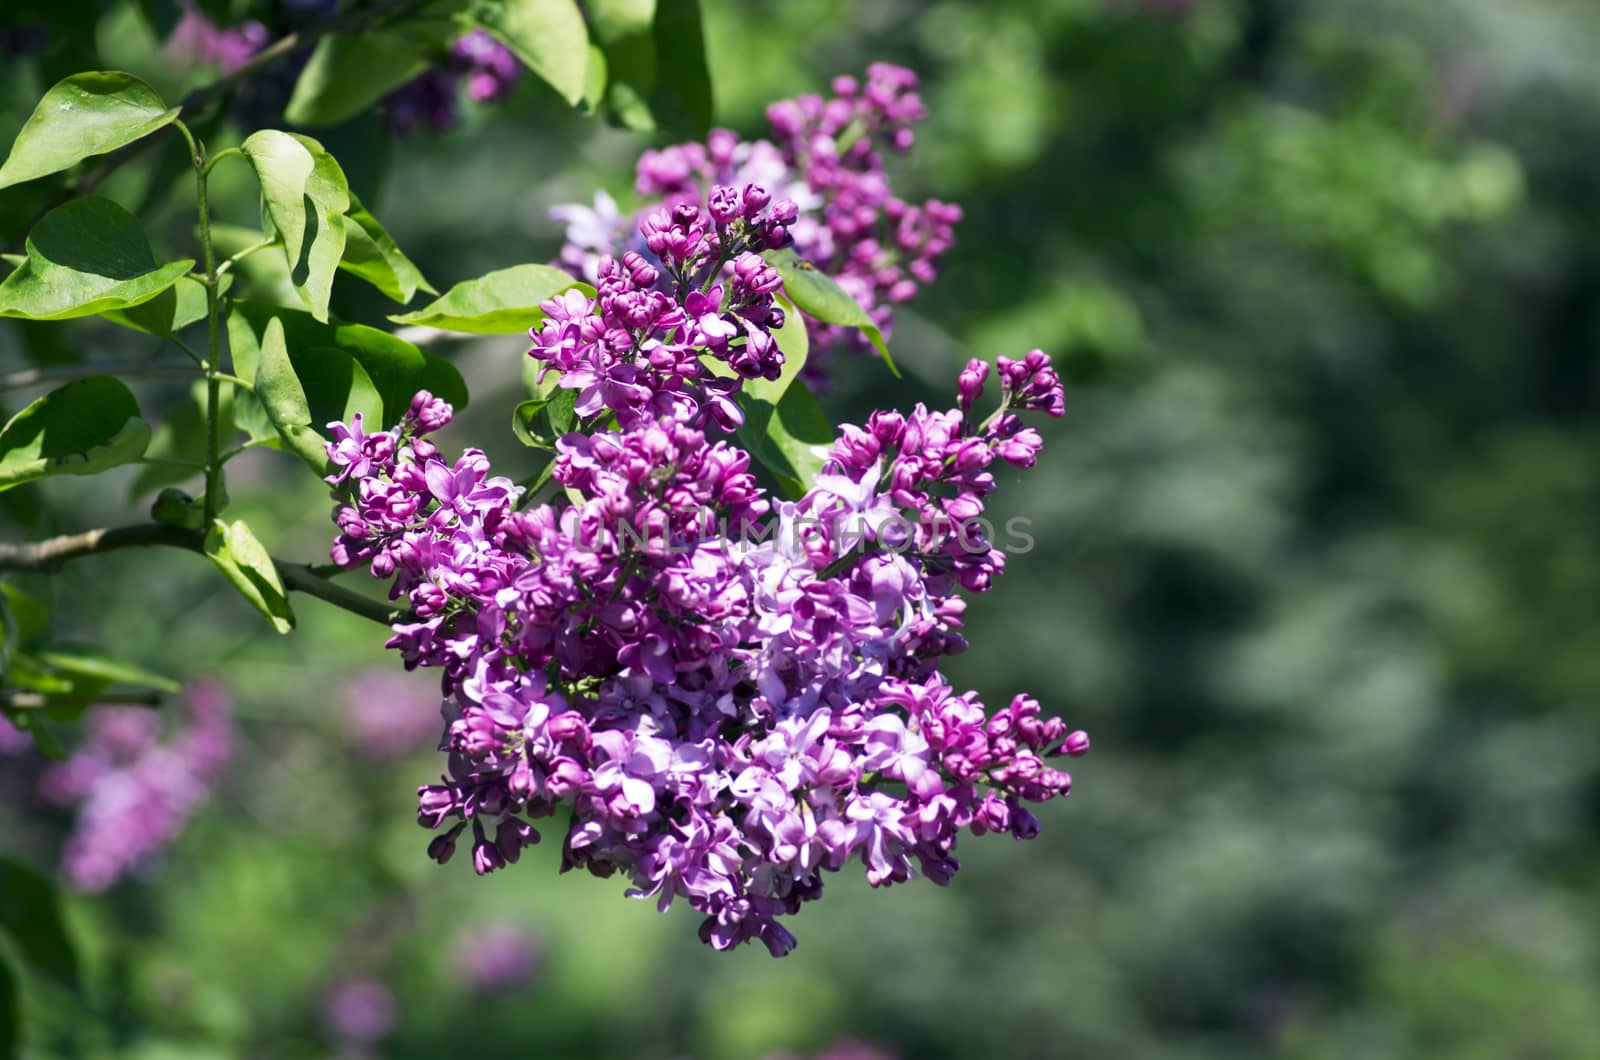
[0,524,408,628]
[0,362,200,392]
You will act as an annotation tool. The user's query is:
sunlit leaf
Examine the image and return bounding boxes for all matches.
[763,246,896,376]
[240,131,350,322]
[737,381,832,498]
[388,264,588,333]
[204,518,295,634]
[0,71,178,190]
[468,0,591,106]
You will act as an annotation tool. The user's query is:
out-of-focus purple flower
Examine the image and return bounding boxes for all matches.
[341,669,445,759]
[451,29,520,103]
[451,924,543,993]
[382,67,460,137]
[38,682,232,893]
[323,977,396,1044]
[0,715,30,754]
[163,3,267,75]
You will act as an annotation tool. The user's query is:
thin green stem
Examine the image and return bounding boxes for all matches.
[189,122,225,525]
[215,372,254,391]
[216,237,277,278]
[201,146,243,176]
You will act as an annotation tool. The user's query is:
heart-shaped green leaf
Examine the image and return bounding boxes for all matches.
[389,264,589,333]
[0,376,151,492]
[0,71,179,190]
[0,197,194,321]
[252,315,332,471]
[204,518,295,634]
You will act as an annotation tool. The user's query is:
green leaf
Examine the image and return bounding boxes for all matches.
[743,291,808,404]
[0,71,179,190]
[0,585,48,643]
[128,381,234,498]
[252,316,330,472]
[0,854,81,993]
[239,131,350,322]
[646,0,712,140]
[736,381,832,498]
[338,193,433,305]
[33,648,179,695]
[388,264,588,333]
[587,0,711,139]
[229,301,467,427]
[204,519,295,634]
[0,377,151,492]
[511,387,577,449]
[762,247,897,376]
[0,952,17,1059]
[284,33,431,127]
[468,0,591,106]
[0,198,194,321]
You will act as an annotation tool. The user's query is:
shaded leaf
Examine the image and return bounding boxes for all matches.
[127,381,234,498]
[230,301,467,426]
[737,381,832,498]
[0,855,81,993]
[0,198,193,321]
[0,377,151,492]
[388,264,588,333]
[763,247,897,375]
[33,648,179,695]
[284,33,430,127]
[0,71,178,190]
[587,0,710,139]
[99,274,223,337]
[511,387,577,449]
[204,519,295,634]
[252,316,329,471]
[0,953,15,1060]
[338,193,433,304]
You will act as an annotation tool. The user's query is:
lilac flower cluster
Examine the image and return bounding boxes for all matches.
[451,923,543,993]
[381,30,521,136]
[554,65,962,386]
[0,714,29,753]
[324,350,1085,955]
[530,186,798,430]
[37,683,232,892]
[341,669,450,760]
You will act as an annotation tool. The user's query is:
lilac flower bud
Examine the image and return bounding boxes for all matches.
[1063,730,1091,757]
[428,828,461,864]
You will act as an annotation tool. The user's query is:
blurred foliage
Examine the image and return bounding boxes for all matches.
[5,0,1600,1057]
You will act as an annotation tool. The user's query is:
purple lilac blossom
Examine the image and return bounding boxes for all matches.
[163,3,268,74]
[0,714,29,754]
[553,65,961,388]
[323,344,1083,956]
[528,185,799,431]
[451,923,543,992]
[341,669,448,759]
[323,977,397,1043]
[37,682,232,893]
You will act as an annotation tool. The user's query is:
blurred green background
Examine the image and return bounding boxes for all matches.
[5,0,1600,1056]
